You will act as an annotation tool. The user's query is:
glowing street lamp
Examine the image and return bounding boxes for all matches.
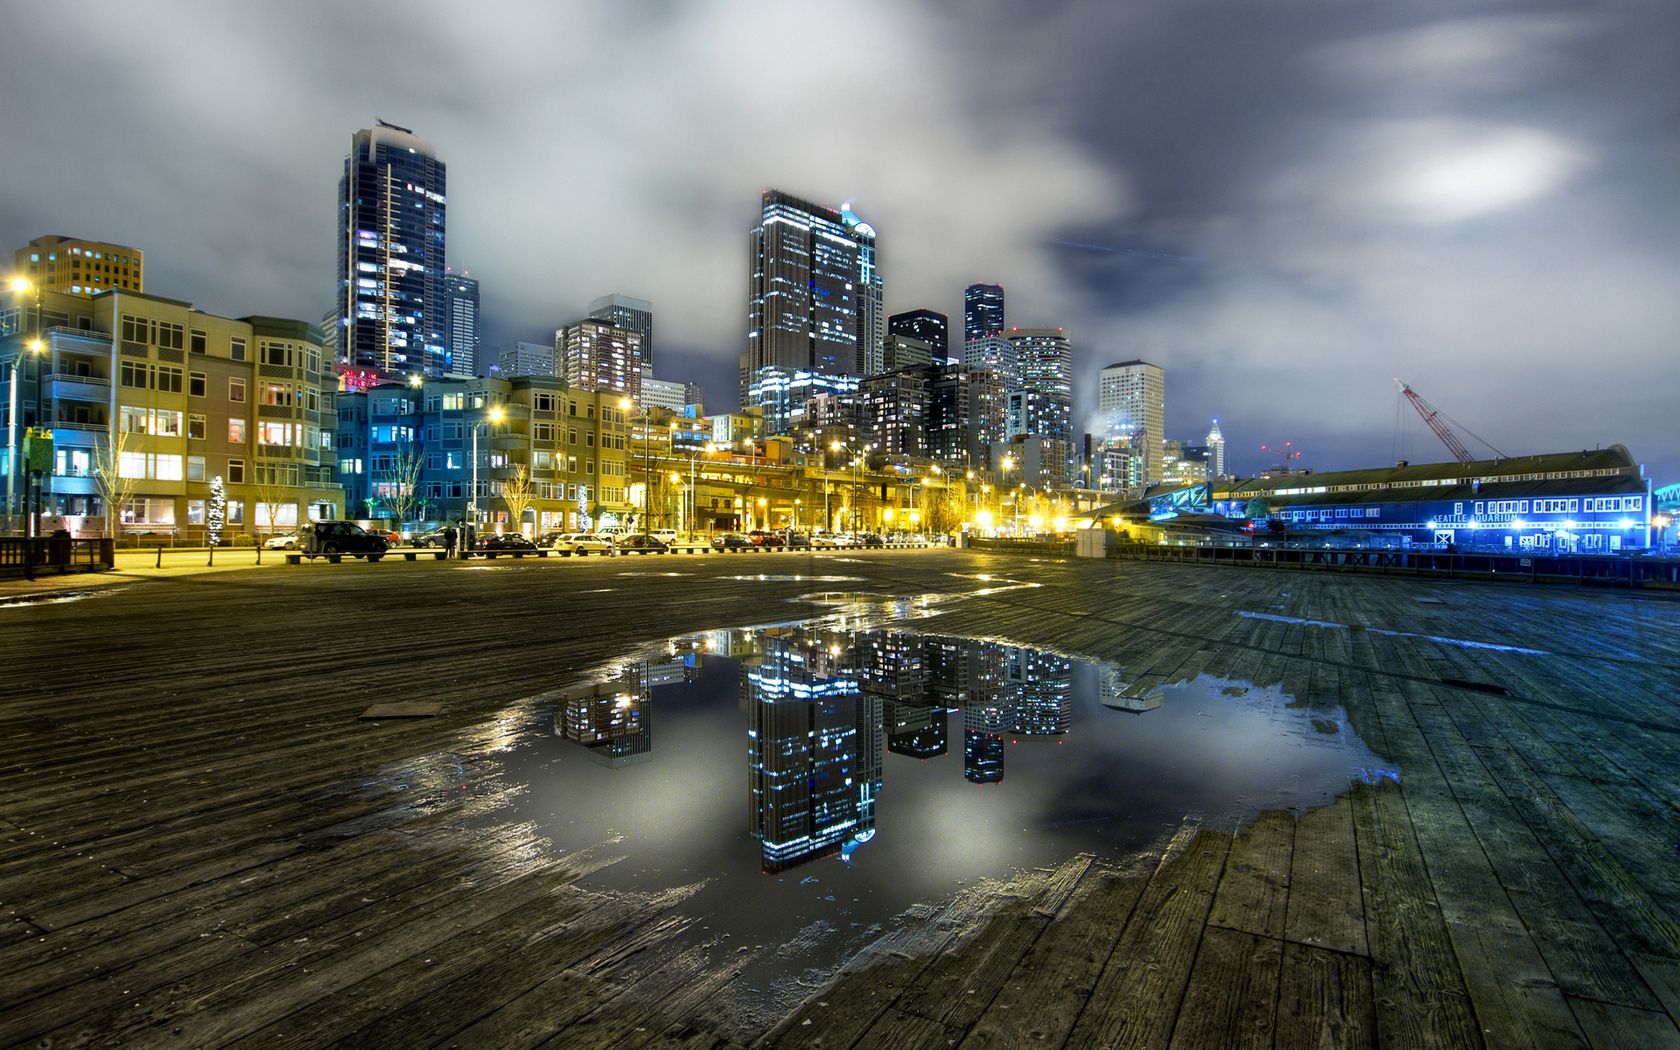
[469,404,505,535]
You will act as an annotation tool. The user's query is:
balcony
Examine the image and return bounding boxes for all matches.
[49,374,111,403]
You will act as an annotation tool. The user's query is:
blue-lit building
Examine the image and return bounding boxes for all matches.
[1213,447,1654,553]
[963,283,1005,344]
[840,208,883,377]
[337,121,447,376]
[441,270,479,378]
[745,190,861,408]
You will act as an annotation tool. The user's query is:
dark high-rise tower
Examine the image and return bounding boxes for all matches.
[887,309,949,362]
[337,121,447,376]
[442,270,478,377]
[964,283,1005,344]
[744,190,861,405]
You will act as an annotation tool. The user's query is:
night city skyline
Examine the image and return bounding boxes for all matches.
[2,3,1677,479]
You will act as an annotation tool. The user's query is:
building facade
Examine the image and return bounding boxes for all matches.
[556,318,642,402]
[14,236,144,298]
[887,309,949,363]
[1098,359,1165,485]
[841,208,884,378]
[745,190,861,406]
[2,286,339,538]
[496,341,554,379]
[587,293,653,370]
[963,283,1005,345]
[961,335,1022,393]
[441,270,479,378]
[337,121,447,376]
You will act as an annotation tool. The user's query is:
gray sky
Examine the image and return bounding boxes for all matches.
[3,0,1675,479]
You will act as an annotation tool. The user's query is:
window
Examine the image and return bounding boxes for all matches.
[154,454,183,481]
[228,459,245,484]
[156,322,184,350]
[228,418,246,443]
[187,456,206,482]
[226,499,244,524]
[120,406,148,433]
[156,367,183,393]
[187,499,206,525]
[229,378,246,402]
[188,414,206,440]
[190,371,207,397]
[190,330,207,355]
[119,450,148,478]
[229,337,247,362]
[120,361,146,388]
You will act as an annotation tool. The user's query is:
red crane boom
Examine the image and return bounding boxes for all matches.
[1395,379,1472,463]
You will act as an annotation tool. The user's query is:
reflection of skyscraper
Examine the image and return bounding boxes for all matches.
[745,632,880,872]
[556,663,653,766]
[1003,648,1073,735]
[963,702,1007,784]
[886,702,947,759]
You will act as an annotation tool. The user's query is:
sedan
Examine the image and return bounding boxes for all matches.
[551,532,613,555]
[711,533,753,550]
[474,534,539,556]
[263,532,301,550]
[616,533,669,554]
[747,530,785,547]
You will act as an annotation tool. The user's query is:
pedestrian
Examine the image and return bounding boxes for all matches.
[443,525,457,559]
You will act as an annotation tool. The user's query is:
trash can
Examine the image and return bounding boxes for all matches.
[49,528,72,569]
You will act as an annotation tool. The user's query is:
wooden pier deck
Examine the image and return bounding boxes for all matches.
[2,550,1677,1048]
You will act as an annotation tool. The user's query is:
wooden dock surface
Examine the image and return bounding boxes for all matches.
[2,550,1678,1048]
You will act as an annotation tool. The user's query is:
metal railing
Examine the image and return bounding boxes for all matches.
[0,536,115,576]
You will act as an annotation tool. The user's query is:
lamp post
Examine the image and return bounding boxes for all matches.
[829,440,863,534]
[686,440,712,540]
[621,398,649,532]
[469,404,505,542]
[9,277,47,567]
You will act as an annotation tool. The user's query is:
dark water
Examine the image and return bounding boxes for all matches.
[446,602,1396,1005]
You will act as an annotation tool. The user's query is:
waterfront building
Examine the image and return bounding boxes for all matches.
[1098,359,1165,485]
[963,283,1005,344]
[556,317,643,402]
[13,236,144,298]
[888,309,949,363]
[745,190,861,406]
[2,286,338,538]
[336,121,447,376]
[1213,447,1654,552]
[587,293,653,370]
[441,270,479,378]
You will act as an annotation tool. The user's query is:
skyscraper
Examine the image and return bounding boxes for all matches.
[841,207,884,378]
[557,317,643,402]
[1207,419,1226,479]
[337,120,447,376]
[587,293,653,370]
[745,190,861,405]
[1098,360,1166,485]
[888,309,949,362]
[963,283,1005,344]
[1006,327,1074,474]
[962,335,1022,393]
[442,270,479,377]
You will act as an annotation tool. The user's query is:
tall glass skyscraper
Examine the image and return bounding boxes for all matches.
[964,283,1006,344]
[841,206,883,378]
[442,270,478,377]
[745,190,862,405]
[337,121,446,376]
[1008,328,1073,441]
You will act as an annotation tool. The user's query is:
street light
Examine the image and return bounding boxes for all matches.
[469,404,505,539]
[830,439,863,534]
[8,277,48,566]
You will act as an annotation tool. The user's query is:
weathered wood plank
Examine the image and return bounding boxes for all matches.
[1166,925,1280,1050]
[1274,941,1375,1050]
[1283,796,1367,956]
[1208,809,1294,940]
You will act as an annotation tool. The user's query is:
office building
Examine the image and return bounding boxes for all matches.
[745,190,861,406]
[638,368,689,413]
[860,369,928,457]
[841,207,884,377]
[888,309,949,363]
[747,367,858,436]
[963,283,1005,344]
[3,286,338,538]
[883,333,935,372]
[961,335,1022,393]
[336,121,447,376]
[1207,419,1226,479]
[587,294,653,370]
[928,367,1005,467]
[441,270,479,377]
[556,317,642,402]
[13,236,144,298]
[1098,359,1165,485]
[497,341,554,379]
[1009,328,1073,442]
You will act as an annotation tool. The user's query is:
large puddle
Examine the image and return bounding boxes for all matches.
[391,602,1395,1016]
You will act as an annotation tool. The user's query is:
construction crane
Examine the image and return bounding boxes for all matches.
[1394,378,1505,464]
[1259,441,1303,474]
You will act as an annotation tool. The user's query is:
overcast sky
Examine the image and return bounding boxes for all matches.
[2,1,1675,478]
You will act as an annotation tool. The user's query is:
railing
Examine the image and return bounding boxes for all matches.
[1106,541,1680,589]
[0,536,115,576]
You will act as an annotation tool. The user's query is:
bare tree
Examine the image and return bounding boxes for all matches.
[503,463,534,535]
[252,453,294,542]
[380,437,425,529]
[92,428,140,539]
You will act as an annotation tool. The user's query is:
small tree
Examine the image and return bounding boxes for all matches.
[380,437,425,528]
[252,453,293,542]
[92,429,140,539]
[503,464,533,535]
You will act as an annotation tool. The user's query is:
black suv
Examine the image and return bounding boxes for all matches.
[299,520,390,560]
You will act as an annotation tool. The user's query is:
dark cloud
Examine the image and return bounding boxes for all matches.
[3,1,1675,478]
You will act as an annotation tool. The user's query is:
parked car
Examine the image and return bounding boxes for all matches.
[299,520,389,560]
[616,533,669,554]
[810,532,848,549]
[747,530,785,547]
[711,533,753,550]
[367,528,401,546]
[650,529,679,546]
[410,527,454,548]
[474,533,539,555]
[550,532,613,555]
[263,532,301,550]
[857,532,886,547]
[784,531,811,549]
